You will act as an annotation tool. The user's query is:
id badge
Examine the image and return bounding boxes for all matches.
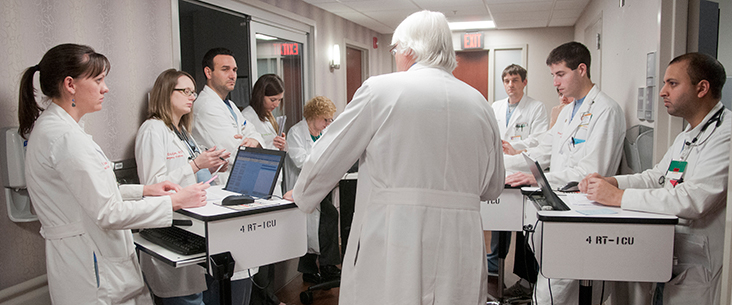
[580,113,592,125]
[665,160,688,186]
[510,135,523,141]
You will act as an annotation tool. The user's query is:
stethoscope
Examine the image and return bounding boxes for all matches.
[679,107,724,160]
[658,107,724,186]
[172,126,201,160]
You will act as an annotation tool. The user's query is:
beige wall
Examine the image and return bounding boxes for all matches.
[452,27,575,109]
[0,0,392,290]
[257,0,393,114]
[0,0,176,290]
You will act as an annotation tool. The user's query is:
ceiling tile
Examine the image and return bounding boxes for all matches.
[301,0,590,34]
[486,2,554,13]
[548,17,577,27]
[551,8,584,19]
[494,19,549,29]
[555,0,590,10]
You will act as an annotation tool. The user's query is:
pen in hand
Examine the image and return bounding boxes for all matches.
[205,162,226,185]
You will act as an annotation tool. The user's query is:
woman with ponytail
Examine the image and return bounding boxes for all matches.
[20,44,209,304]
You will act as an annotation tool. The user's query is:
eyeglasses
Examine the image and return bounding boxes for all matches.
[389,44,398,56]
[174,88,198,99]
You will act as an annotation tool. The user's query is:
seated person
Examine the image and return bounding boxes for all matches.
[285,96,341,283]
[580,53,728,305]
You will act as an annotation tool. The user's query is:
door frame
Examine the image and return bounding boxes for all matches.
[486,44,528,104]
[344,39,370,104]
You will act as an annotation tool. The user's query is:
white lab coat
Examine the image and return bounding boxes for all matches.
[192,85,263,182]
[505,85,626,188]
[285,119,321,253]
[26,103,172,305]
[507,85,626,304]
[134,119,207,298]
[615,102,730,305]
[191,86,258,282]
[492,95,548,149]
[241,106,284,196]
[293,64,505,305]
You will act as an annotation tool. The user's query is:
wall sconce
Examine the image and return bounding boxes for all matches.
[330,44,341,71]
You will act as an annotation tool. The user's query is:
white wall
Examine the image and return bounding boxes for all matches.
[574,0,661,130]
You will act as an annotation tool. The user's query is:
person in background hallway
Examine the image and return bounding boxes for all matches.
[503,41,626,304]
[135,69,230,305]
[286,10,504,305]
[18,43,207,305]
[493,64,549,154]
[241,73,287,305]
[191,47,258,305]
[284,96,341,285]
[487,64,548,299]
[580,52,728,305]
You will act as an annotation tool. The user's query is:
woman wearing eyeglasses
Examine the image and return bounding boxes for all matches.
[284,96,342,285]
[135,69,230,304]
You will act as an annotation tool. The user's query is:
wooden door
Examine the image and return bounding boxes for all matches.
[454,51,489,100]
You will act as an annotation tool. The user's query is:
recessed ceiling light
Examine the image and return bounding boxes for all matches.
[448,21,495,31]
[255,33,278,40]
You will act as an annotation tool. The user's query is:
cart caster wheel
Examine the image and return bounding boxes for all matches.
[300,291,314,304]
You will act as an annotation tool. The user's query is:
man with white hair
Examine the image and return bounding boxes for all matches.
[286,10,505,305]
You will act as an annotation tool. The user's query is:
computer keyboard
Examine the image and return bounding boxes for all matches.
[139,226,206,255]
[529,194,570,211]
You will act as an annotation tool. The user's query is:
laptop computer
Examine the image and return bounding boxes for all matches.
[224,147,286,200]
[522,153,570,211]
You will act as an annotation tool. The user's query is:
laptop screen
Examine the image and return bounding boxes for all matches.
[522,153,570,211]
[225,147,286,198]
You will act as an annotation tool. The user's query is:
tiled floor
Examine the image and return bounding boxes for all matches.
[275,231,521,305]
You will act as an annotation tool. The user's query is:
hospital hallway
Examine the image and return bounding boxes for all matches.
[275,231,517,304]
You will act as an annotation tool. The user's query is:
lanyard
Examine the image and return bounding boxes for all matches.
[568,99,595,148]
[224,99,239,127]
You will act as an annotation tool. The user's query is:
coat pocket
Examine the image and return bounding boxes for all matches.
[96,252,147,303]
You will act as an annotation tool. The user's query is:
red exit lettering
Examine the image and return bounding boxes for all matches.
[462,33,483,49]
[281,43,299,56]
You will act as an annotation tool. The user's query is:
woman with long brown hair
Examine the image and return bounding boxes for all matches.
[19,44,207,304]
[135,68,229,304]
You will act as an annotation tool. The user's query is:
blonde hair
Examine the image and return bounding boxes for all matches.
[148,69,196,132]
[303,96,336,121]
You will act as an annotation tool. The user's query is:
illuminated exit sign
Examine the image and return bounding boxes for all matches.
[462,32,484,50]
[279,43,299,56]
